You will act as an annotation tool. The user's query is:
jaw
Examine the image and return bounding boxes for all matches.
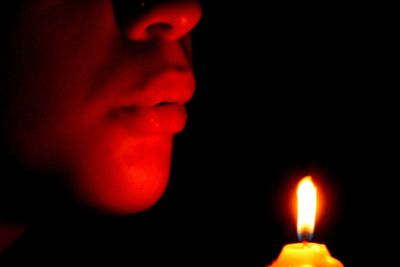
[67,131,174,215]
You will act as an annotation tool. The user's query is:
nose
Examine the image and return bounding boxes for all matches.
[115,0,202,42]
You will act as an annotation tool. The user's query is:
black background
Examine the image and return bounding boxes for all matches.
[178,1,395,266]
[105,2,395,266]
[2,1,398,267]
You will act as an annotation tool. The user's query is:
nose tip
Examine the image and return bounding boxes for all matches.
[127,0,202,41]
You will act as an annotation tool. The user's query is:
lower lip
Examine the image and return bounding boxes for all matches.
[111,104,188,135]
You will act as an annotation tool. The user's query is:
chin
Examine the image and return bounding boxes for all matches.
[80,170,170,215]
[69,133,174,215]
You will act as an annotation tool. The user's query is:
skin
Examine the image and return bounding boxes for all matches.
[0,0,202,249]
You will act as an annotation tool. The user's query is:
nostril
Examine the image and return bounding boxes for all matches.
[147,22,172,36]
[119,0,202,41]
[157,101,174,106]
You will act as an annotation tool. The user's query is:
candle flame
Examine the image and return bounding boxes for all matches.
[297,176,317,242]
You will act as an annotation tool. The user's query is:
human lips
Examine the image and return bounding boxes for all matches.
[111,104,188,134]
[110,70,194,134]
[117,69,195,107]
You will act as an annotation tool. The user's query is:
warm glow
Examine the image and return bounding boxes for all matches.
[297,176,317,241]
[268,176,344,267]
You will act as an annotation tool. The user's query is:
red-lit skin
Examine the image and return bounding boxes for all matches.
[0,0,202,247]
[0,223,29,252]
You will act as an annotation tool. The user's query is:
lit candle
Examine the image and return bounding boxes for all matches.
[268,176,344,267]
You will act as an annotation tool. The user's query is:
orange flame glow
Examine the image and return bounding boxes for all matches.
[297,176,317,241]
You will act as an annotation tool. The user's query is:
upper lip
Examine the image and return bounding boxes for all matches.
[117,69,196,108]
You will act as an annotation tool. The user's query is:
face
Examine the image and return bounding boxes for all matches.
[0,0,202,215]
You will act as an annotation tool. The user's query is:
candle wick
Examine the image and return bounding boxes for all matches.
[298,232,313,242]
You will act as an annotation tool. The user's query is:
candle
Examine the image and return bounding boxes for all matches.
[268,176,344,267]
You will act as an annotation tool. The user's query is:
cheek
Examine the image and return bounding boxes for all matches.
[2,7,116,167]
[65,124,173,215]
[2,89,91,170]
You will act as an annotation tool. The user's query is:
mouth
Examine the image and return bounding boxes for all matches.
[116,69,196,108]
[109,69,195,135]
[110,103,188,135]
